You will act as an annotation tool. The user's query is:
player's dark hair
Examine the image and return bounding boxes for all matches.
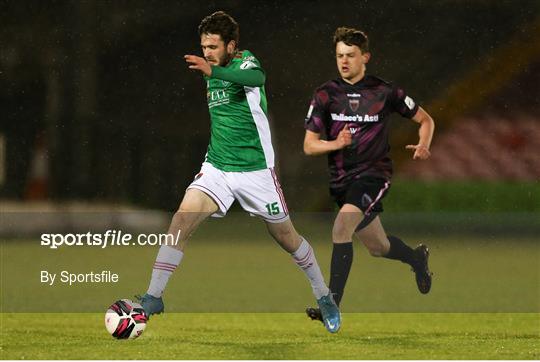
[334,27,369,53]
[198,11,239,47]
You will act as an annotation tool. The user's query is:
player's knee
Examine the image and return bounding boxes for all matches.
[332,222,353,242]
[170,209,195,234]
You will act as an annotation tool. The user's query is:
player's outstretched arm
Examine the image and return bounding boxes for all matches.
[184,54,265,87]
[304,126,352,156]
[210,65,265,87]
[406,107,435,160]
[184,54,212,76]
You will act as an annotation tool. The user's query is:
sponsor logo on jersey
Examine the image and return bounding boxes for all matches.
[405,96,415,110]
[207,89,230,108]
[207,89,228,101]
[221,80,231,87]
[331,113,379,123]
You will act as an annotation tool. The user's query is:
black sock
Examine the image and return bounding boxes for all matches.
[384,235,416,266]
[329,242,353,306]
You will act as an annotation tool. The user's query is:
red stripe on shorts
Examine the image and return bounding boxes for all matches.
[270,168,289,214]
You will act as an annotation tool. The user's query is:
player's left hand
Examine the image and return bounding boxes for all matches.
[405,144,431,160]
[184,55,212,76]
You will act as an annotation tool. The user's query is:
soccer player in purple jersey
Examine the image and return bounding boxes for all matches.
[303,27,435,322]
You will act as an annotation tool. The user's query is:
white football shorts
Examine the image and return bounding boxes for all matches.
[187,162,289,223]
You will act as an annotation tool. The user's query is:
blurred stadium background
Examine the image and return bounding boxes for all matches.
[1,4,539,359]
[1,0,538,211]
[0,1,539,312]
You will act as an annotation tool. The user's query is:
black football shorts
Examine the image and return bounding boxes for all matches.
[330,176,391,230]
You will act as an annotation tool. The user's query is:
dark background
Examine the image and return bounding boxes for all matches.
[1,0,539,211]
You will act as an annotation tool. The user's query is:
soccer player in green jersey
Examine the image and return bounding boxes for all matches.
[137,11,340,333]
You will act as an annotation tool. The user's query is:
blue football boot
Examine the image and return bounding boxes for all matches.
[135,293,164,318]
[316,293,341,333]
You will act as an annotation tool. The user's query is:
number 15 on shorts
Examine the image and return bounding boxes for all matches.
[265,202,280,215]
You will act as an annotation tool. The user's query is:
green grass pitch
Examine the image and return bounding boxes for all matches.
[1,215,539,359]
[1,313,538,359]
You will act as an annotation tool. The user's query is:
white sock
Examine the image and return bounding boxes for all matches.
[292,237,330,299]
[146,245,184,298]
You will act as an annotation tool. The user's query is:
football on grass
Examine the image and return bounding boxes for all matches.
[105,299,147,339]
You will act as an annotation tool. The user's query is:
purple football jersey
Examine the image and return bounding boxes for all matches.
[305,75,418,189]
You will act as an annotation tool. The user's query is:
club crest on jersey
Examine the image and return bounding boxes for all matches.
[347,93,362,111]
[349,99,360,112]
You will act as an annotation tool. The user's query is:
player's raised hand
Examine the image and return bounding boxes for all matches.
[184,55,212,76]
[406,144,431,160]
[335,124,353,149]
